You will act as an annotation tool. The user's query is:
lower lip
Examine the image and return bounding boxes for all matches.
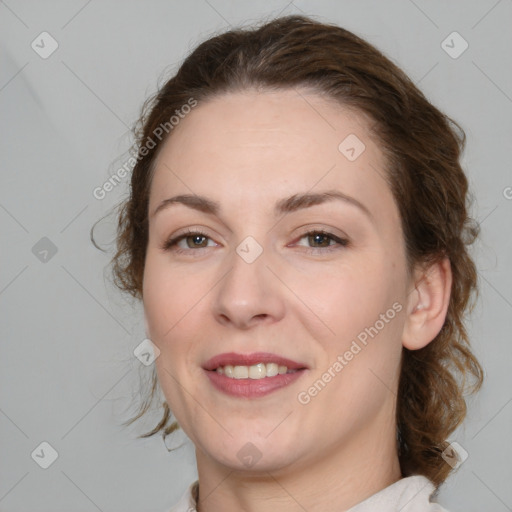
[204,369,307,398]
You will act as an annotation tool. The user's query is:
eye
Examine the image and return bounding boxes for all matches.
[160,228,349,256]
[293,230,349,254]
[160,229,216,254]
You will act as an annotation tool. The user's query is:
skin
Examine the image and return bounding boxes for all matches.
[142,88,452,512]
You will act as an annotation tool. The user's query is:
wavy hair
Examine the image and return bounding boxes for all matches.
[91,14,483,488]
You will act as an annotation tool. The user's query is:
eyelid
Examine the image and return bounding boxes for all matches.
[159,227,217,252]
[160,225,350,255]
[290,229,349,254]
[290,223,349,242]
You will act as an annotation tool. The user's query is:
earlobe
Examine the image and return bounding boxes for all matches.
[402,257,452,351]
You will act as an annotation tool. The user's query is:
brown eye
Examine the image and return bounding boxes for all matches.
[295,230,349,253]
[184,234,209,248]
[307,232,333,247]
[161,230,216,252]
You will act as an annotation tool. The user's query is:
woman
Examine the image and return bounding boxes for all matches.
[96,14,483,511]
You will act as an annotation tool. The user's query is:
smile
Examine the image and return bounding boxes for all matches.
[215,362,298,379]
[203,352,308,398]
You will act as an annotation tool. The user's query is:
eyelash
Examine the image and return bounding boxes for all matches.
[160,228,349,256]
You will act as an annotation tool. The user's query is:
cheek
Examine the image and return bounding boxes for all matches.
[142,252,202,342]
[143,257,200,397]
[303,286,403,425]
[287,257,390,334]
[143,257,171,340]
[289,257,404,382]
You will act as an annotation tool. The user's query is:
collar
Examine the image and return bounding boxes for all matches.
[170,475,447,512]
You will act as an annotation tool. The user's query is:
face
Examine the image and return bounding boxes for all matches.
[143,88,411,474]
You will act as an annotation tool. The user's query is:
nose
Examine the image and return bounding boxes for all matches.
[211,241,286,330]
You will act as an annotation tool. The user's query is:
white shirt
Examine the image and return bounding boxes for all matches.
[167,475,450,511]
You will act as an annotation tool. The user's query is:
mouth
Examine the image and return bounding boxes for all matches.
[213,362,300,379]
[203,352,308,375]
[202,352,308,398]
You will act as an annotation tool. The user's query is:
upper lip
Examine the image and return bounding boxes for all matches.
[203,352,308,371]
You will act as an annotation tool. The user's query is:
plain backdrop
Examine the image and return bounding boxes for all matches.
[1,1,511,511]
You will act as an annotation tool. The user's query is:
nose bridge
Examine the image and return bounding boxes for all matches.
[212,234,284,327]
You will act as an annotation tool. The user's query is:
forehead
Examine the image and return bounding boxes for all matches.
[148,88,398,230]
[154,88,375,169]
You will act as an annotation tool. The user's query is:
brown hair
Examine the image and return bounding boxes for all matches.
[92,14,483,488]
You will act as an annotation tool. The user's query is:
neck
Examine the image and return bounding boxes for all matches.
[194,418,402,512]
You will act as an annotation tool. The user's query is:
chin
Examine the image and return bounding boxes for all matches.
[213,448,297,474]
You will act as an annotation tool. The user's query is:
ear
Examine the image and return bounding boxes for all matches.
[402,257,452,350]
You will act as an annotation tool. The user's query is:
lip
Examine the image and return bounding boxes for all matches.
[202,352,309,399]
[205,369,307,398]
[202,352,308,371]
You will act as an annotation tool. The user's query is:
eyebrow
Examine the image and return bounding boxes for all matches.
[151,189,374,222]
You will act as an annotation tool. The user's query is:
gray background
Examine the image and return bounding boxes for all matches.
[1,1,511,511]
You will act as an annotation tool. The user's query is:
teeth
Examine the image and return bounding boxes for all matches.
[233,365,249,379]
[266,363,278,377]
[214,362,298,379]
[248,363,266,379]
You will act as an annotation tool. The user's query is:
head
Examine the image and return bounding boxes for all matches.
[93,15,483,488]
